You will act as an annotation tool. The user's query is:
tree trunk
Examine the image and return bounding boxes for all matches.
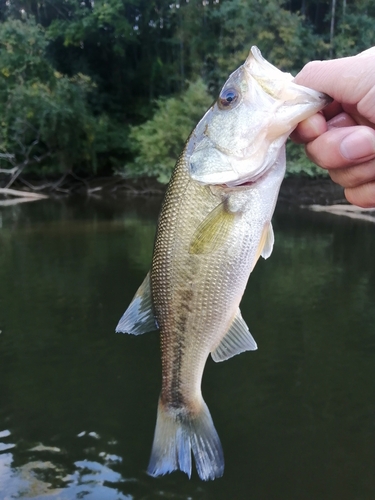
[330,0,337,58]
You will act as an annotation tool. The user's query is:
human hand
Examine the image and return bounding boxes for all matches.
[290,47,375,208]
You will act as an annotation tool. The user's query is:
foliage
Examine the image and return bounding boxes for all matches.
[286,141,328,178]
[334,12,375,57]
[123,79,212,183]
[0,1,375,182]
[0,17,128,177]
[207,0,328,92]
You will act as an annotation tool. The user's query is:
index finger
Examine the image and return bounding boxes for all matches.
[293,52,375,123]
[290,112,327,143]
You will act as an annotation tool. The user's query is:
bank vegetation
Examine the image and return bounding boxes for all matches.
[0,0,374,192]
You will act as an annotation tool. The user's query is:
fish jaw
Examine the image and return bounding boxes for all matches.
[187,46,331,187]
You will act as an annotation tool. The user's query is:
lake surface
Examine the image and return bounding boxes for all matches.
[0,196,374,500]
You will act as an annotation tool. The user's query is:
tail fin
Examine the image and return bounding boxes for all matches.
[147,397,224,481]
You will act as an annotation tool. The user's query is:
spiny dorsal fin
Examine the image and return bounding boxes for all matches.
[115,272,157,335]
[189,201,237,255]
[211,309,257,362]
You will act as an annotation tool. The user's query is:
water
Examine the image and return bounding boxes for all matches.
[0,196,374,500]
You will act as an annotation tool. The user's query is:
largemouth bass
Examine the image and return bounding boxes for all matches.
[116,47,330,481]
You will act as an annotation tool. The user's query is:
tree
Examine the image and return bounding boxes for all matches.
[0,17,128,185]
[1,0,375,183]
[124,78,212,183]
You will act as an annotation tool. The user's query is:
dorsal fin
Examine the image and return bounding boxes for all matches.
[116,272,158,335]
[211,309,257,362]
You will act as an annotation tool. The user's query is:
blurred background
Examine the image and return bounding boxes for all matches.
[1,0,375,189]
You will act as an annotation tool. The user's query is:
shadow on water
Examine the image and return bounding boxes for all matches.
[0,196,374,499]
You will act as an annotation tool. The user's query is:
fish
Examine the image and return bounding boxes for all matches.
[116,46,330,481]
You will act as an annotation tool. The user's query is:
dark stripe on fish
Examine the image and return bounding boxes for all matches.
[161,287,194,410]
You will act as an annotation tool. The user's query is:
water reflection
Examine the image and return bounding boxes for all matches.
[0,197,374,499]
[0,446,128,499]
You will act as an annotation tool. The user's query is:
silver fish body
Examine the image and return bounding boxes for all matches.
[116,46,330,481]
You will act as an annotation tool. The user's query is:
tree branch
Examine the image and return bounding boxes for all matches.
[0,188,48,199]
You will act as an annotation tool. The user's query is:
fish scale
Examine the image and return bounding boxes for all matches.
[116,46,330,480]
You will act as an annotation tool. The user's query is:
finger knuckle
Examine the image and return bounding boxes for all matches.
[330,167,357,188]
[345,185,375,208]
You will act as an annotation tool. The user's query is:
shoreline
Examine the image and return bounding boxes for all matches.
[1,176,375,222]
[2,175,344,203]
[279,178,375,222]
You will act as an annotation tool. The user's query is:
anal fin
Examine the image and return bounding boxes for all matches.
[211,309,257,362]
[116,272,158,335]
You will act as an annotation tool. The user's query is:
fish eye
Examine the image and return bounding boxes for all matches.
[218,87,239,109]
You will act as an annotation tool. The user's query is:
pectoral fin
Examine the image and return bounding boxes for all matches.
[116,272,158,335]
[189,202,237,255]
[261,222,274,259]
[249,222,275,273]
[211,309,257,362]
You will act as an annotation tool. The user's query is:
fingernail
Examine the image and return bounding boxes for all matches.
[295,113,326,141]
[340,129,375,160]
[304,113,326,135]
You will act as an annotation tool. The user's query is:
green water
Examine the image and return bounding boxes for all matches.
[0,197,374,500]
